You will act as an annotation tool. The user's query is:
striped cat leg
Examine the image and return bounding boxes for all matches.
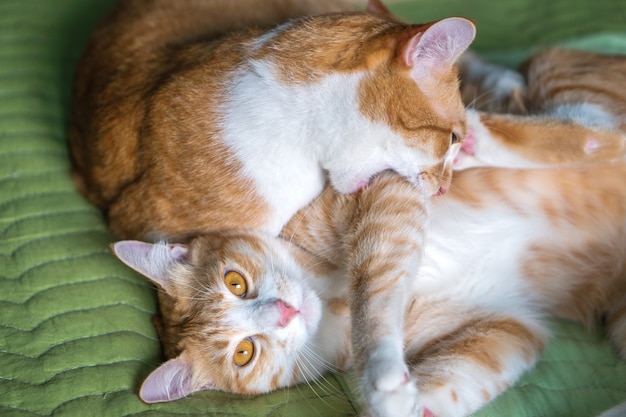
[345,172,430,417]
[406,313,548,417]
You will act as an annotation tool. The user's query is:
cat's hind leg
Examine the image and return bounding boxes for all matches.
[406,313,548,417]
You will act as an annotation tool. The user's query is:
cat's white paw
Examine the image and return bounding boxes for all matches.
[359,340,422,417]
[362,380,420,417]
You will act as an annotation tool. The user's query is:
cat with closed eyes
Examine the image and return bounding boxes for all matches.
[69,0,473,240]
[112,48,626,417]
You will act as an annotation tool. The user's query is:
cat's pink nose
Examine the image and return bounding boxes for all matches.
[276,300,299,327]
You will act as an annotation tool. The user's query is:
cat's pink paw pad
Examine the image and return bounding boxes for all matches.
[584,138,600,154]
[422,407,435,417]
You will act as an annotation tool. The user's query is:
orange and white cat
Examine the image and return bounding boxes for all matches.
[69,0,473,240]
[113,166,626,417]
[113,49,626,417]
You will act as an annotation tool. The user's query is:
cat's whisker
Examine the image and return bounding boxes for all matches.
[170,277,216,300]
[291,359,348,416]
[299,346,336,379]
[464,88,496,111]
[302,344,341,374]
[463,82,508,109]
[294,357,328,396]
[295,351,346,400]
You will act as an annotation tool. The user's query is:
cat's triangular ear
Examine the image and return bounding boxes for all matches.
[111,240,188,292]
[140,356,214,403]
[367,0,408,22]
[403,17,476,78]
[366,0,392,16]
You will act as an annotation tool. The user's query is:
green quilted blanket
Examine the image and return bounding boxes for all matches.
[1,0,625,416]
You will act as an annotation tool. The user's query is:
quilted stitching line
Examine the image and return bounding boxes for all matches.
[0,302,157,333]
[0,229,110,256]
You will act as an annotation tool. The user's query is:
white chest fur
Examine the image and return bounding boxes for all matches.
[219,60,435,235]
[218,62,339,234]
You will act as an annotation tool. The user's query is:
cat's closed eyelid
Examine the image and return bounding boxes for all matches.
[452,126,468,145]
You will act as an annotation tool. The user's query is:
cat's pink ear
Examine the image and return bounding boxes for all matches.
[404,17,476,78]
[139,357,210,403]
[111,240,188,292]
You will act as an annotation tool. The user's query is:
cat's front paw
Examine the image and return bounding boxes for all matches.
[361,375,421,417]
[359,341,424,417]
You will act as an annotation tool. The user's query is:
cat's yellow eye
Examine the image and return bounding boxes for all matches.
[234,338,255,367]
[224,271,247,297]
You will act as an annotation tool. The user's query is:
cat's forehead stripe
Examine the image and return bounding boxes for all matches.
[251,13,401,83]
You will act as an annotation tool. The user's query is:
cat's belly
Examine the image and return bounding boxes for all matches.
[416,208,543,314]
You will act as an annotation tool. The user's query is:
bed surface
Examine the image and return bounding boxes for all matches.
[1,0,625,415]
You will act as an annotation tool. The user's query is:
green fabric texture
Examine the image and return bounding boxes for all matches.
[0,0,625,416]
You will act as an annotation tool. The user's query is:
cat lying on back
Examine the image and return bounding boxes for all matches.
[113,49,626,417]
[69,0,473,240]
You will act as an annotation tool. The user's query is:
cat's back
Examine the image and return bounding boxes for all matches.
[72,0,363,104]
[69,0,362,209]
[69,0,372,241]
